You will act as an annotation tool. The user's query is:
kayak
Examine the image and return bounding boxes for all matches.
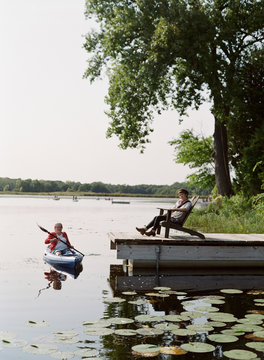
[43,248,83,268]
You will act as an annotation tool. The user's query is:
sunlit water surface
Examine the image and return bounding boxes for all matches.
[0,196,264,360]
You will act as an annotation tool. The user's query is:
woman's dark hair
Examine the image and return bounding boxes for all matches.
[178,188,189,196]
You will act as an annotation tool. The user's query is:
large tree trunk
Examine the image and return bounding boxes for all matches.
[213,117,233,196]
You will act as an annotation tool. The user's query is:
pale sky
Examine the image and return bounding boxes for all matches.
[0,0,214,186]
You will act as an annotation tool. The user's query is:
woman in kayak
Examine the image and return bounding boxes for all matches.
[45,223,73,255]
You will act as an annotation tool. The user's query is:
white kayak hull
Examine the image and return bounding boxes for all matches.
[43,249,83,268]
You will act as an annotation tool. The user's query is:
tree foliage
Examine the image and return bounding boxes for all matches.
[0,177,210,196]
[84,0,264,196]
[169,130,215,190]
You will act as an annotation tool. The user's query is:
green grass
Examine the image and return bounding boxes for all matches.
[187,195,264,233]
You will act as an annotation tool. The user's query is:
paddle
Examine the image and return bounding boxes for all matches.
[38,224,85,257]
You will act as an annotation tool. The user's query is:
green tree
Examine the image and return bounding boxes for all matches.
[169,130,215,190]
[84,0,264,196]
[228,49,264,195]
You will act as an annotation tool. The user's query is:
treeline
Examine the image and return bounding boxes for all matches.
[0,177,210,196]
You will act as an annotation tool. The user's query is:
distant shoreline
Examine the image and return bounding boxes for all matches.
[0,192,209,199]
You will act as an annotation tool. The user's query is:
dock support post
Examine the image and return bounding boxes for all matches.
[155,246,160,275]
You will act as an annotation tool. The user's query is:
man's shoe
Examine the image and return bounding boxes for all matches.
[136,227,146,235]
[145,229,156,237]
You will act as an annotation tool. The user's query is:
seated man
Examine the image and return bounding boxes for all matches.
[136,188,192,236]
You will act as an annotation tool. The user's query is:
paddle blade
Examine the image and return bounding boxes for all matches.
[37,224,49,234]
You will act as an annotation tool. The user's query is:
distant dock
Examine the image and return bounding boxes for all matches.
[109,232,264,269]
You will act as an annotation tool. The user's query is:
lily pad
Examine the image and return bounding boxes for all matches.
[154,323,179,330]
[203,299,225,305]
[181,342,215,353]
[172,329,196,336]
[220,289,243,294]
[186,324,214,332]
[208,312,237,322]
[26,320,49,327]
[246,342,264,352]
[181,300,196,306]
[23,344,57,355]
[103,297,126,304]
[53,331,78,337]
[162,314,185,322]
[180,311,204,319]
[194,306,220,312]
[122,291,137,295]
[136,328,164,336]
[0,331,16,340]
[83,320,111,327]
[51,351,75,359]
[52,336,80,344]
[245,314,264,320]
[252,330,264,338]
[223,349,257,359]
[232,324,263,333]
[135,315,163,323]
[114,329,137,336]
[2,339,27,348]
[153,287,171,291]
[75,348,100,357]
[221,329,245,336]
[237,318,263,325]
[244,333,264,341]
[108,317,134,325]
[132,344,160,354]
[254,299,264,303]
[128,300,148,305]
[83,328,114,336]
[207,321,226,327]
[159,346,187,355]
[207,334,238,343]
[174,291,187,295]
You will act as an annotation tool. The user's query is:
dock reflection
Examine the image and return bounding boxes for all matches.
[109,264,264,296]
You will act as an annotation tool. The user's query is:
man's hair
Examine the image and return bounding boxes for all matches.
[178,188,189,196]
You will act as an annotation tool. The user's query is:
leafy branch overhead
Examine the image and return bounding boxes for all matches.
[169,130,215,189]
[84,0,264,195]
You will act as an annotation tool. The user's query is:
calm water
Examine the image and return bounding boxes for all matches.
[1,196,264,360]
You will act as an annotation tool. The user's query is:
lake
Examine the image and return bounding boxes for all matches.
[1,195,264,360]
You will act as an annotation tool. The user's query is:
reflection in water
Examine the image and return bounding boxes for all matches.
[37,262,83,297]
[94,265,264,360]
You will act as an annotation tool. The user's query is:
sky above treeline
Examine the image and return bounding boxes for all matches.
[1,0,214,186]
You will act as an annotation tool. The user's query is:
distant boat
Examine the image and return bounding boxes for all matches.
[72,196,78,202]
[112,200,130,204]
[53,195,60,201]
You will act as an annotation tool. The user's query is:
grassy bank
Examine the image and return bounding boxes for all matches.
[188,194,264,233]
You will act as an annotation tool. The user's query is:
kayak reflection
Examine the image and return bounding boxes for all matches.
[37,262,83,297]
[44,269,67,290]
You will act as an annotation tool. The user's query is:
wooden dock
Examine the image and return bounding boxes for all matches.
[109,232,264,269]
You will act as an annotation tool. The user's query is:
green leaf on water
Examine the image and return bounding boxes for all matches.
[136,328,164,336]
[186,324,214,332]
[153,287,171,291]
[132,344,160,354]
[114,329,137,336]
[223,349,257,359]
[28,321,37,324]
[108,317,134,325]
[171,329,196,336]
[207,334,238,343]
[220,289,243,294]
[2,340,10,343]
[31,345,39,348]
[246,342,264,352]
[181,342,215,353]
